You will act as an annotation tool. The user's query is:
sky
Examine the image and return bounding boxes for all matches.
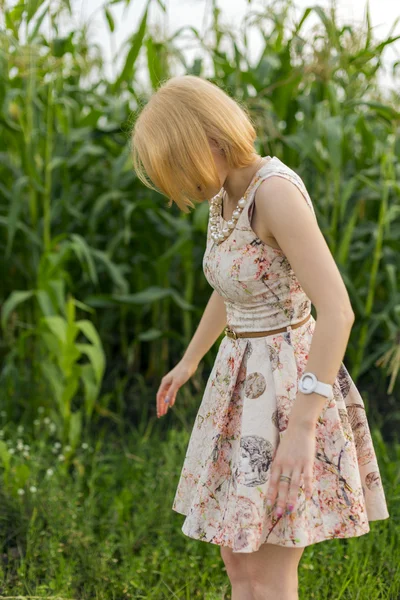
[70,0,399,91]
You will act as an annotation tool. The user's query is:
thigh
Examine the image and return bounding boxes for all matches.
[220,545,248,579]
[221,542,304,579]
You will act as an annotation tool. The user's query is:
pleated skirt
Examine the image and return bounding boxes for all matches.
[172,316,390,552]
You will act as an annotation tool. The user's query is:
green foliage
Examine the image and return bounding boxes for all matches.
[0,414,398,598]
[0,0,399,440]
[1,243,106,446]
[0,1,398,596]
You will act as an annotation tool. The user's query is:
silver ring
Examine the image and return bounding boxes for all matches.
[164,396,170,404]
[279,474,291,483]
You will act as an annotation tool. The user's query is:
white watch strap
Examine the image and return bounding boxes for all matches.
[300,372,333,398]
[315,381,333,399]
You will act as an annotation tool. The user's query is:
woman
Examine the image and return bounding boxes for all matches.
[131,75,389,600]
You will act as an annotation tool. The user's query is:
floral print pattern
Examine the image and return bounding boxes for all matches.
[172,157,390,552]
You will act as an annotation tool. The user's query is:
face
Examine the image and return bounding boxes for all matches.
[209,138,228,185]
[200,138,229,201]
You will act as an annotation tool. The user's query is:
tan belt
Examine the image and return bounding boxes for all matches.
[224,313,311,339]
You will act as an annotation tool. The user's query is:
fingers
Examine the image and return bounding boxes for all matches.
[285,466,302,513]
[265,462,282,511]
[156,376,173,418]
[156,361,196,418]
[156,375,178,418]
[266,463,313,518]
[270,466,293,518]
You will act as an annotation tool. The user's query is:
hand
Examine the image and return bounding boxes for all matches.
[266,418,316,518]
[156,359,198,418]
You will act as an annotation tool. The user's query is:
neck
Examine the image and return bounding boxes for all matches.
[222,154,264,203]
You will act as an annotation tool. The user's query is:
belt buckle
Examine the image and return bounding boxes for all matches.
[225,325,238,340]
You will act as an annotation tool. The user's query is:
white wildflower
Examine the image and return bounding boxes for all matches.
[46,468,54,477]
[58,454,65,461]
[17,488,25,495]
[30,486,37,493]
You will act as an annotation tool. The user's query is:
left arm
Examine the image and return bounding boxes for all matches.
[254,174,355,514]
[255,174,355,429]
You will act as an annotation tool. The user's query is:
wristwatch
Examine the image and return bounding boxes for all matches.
[298,372,333,399]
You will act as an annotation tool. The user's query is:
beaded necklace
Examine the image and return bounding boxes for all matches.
[208,157,269,244]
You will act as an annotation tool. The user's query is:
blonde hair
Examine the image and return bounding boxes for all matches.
[130,75,257,213]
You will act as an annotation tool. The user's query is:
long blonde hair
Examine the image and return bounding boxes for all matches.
[130,75,257,213]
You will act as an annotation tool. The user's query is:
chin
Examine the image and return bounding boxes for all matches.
[206,187,220,201]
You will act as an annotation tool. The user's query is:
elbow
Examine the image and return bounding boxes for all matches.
[317,304,355,325]
[344,310,355,331]
[341,303,355,324]
[338,306,356,330]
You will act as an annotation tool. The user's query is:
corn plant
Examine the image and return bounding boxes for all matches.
[0,0,399,433]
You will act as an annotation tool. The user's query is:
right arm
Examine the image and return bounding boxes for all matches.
[156,289,227,418]
[181,289,227,373]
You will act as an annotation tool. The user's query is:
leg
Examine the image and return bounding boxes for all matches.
[220,546,252,600]
[247,543,305,600]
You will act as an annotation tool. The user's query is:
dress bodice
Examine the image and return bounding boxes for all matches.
[202,156,318,333]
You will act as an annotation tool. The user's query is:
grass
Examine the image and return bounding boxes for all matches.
[0,408,398,599]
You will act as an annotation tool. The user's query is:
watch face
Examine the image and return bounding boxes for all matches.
[301,372,316,393]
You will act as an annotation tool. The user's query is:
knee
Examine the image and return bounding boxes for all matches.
[220,547,247,584]
[248,566,299,600]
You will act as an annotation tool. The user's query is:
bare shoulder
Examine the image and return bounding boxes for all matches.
[250,172,313,250]
[257,170,315,219]
[250,177,288,250]
[253,171,353,314]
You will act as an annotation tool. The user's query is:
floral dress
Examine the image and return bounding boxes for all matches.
[172,156,390,553]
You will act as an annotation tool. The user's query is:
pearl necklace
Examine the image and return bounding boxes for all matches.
[208,189,247,244]
[208,158,265,244]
